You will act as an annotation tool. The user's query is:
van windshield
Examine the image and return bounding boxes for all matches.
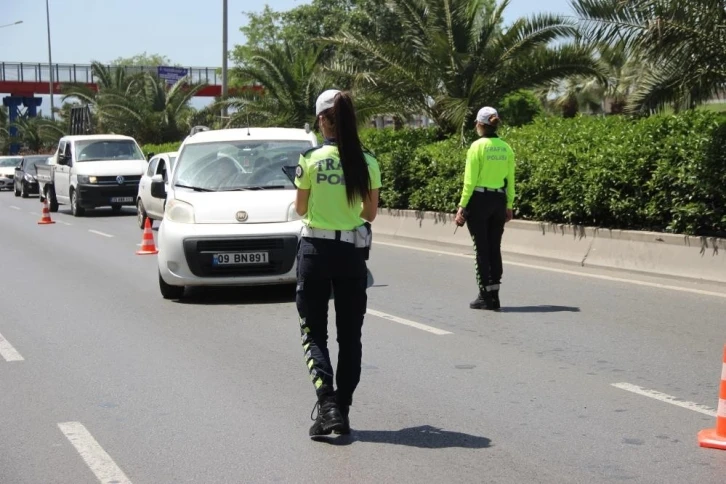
[75,140,145,162]
[173,140,313,192]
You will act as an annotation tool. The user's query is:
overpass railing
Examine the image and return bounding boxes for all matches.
[0,62,223,86]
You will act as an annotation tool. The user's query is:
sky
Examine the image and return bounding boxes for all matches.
[1,0,574,111]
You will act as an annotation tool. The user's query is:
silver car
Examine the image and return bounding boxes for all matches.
[0,156,23,190]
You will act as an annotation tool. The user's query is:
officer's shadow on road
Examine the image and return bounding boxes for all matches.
[177,269,380,306]
[313,425,492,449]
[499,305,580,313]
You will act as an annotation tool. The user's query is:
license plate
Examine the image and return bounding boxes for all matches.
[110,197,133,203]
[212,252,269,265]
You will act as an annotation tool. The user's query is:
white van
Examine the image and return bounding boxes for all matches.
[150,127,318,299]
[36,134,147,216]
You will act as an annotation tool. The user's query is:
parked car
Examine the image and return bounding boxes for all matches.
[14,155,51,197]
[0,156,22,191]
[36,134,147,216]
[150,126,317,299]
[136,151,177,229]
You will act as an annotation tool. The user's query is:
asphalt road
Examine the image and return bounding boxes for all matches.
[2,193,726,484]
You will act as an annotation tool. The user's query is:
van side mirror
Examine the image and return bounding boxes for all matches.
[150,174,167,199]
[57,154,68,166]
[146,152,155,161]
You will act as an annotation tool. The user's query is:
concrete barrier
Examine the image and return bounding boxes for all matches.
[374,208,726,284]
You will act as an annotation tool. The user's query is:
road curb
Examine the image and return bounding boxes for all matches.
[374,208,726,284]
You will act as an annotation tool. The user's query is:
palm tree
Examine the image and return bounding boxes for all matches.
[0,106,9,154]
[323,0,605,139]
[130,73,209,143]
[537,76,604,117]
[537,39,647,115]
[571,0,726,112]
[224,41,330,128]
[10,116,66,153]
[61,63,207,144]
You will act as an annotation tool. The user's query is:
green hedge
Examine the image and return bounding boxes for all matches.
[362,112,726,236]
[141,113,726,236]
[141,142,182,157]
[359,126,447,208]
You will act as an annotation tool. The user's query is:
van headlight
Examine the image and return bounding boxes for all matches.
[165,199,195,223]
[287,202,302,221]
[77,175,97,184]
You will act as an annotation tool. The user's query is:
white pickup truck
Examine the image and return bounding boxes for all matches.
[37,134,148,216]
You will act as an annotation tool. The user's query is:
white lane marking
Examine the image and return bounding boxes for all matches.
[375,241,726,299]
[88,229,114,238]
[9,205,21,210]
[57,220,72,226]
[0,331,24,362]
[58,422,132,484]
[367,309,452,335]
[611,382,717,417]
[30,211,40,216]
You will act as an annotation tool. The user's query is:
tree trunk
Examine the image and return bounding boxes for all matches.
[561,97,579,118]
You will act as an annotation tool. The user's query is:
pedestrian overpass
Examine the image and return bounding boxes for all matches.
[0,62,260,154]
[0,62,252,98]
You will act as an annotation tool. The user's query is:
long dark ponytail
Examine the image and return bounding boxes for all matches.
[322,92,371,206]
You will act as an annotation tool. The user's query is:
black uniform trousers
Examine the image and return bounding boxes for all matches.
[295,236,368,407]
[465,190,507,292]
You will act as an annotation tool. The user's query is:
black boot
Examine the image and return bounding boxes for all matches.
[490,289,501,310]
[309,394,344,437]
[335,405,351,435]
[470,291,496,310]
[334,392,351,435]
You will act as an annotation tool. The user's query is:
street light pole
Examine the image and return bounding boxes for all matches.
[0,20,23,28]
[45,0,55,121]
[222,0,228,121]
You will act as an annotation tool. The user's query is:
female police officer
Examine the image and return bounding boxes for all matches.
[455,106,515,311]
[294,89,382,437]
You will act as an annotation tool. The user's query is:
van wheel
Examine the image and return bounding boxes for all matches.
[70,189,85,217]
[159,270,185,300]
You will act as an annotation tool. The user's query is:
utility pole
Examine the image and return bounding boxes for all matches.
[45,0,55,121]
[222,0,228,121]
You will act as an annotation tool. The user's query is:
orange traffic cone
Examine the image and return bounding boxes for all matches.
[37,197,56,225]
[698,344,726,450]
[136,217,158,255]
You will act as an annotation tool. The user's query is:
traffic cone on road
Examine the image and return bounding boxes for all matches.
[698,344,726,450]
[37,197,56,225]
[136,217,158,255]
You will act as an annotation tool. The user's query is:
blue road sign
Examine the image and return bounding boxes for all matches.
[157,66,189,85]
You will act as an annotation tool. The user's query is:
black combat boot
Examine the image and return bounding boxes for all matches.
[309,394,344,437]
[334,392,351,435]
[490,289,501,310]
[470,291,496,310]
[335,405,351,435]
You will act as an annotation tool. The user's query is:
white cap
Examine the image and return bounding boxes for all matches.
[476,106,499,125]
[315,89,341,116]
